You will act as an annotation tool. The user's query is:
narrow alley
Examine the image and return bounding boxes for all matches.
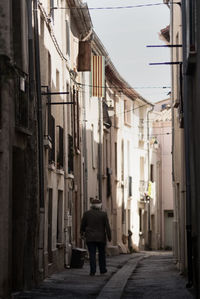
[13,251,193,299]
[1,0,200,298]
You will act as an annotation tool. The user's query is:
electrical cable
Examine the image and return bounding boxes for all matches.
[53,2,180,11]
[77,82,171,90]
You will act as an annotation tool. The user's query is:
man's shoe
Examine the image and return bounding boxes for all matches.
[90,272,95,276]
[100,269,107,274]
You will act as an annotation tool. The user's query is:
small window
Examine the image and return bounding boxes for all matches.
[50,0,55,23]
[66,20,70,56]
[124,100,131,125]
[91,125,96,169]
[57,190,63,243]
[168,212,174,218]
[128,176,132,197]
[68,134,74,174]
[49,114,55,164]
[56,70,60,91]
[57,126,64,168]
[114,142,117,177]
[150,164,154,182]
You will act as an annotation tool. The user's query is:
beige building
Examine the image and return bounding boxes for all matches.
[163,1,187,274]
[150,99,173,250]
[37,0,93,276]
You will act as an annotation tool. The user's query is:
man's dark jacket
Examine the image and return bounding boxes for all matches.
[80,208,111,243]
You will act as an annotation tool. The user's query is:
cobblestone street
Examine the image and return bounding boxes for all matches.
[13,251,194,299]
[122,252,194,299]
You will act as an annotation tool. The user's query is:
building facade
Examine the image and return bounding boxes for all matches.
[166,0,200,296]
[0,0,41,297]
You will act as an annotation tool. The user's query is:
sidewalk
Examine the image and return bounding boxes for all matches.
[13,253,144,299]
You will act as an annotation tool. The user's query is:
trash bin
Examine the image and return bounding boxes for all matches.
[70,248,87,268]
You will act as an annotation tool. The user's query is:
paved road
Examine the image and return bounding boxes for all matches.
[122,251,194,299]
[13,251,194,299]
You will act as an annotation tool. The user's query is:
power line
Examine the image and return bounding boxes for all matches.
[78,82,171,90]
[53,2,180,10]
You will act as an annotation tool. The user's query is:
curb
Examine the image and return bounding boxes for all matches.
[96,255,145,299]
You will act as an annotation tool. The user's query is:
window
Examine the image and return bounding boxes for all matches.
[140,157,144,181]
[114,142,117,177]
[68,134,74,174]
[15,76,29,129]
[91,125,96,169]
[12,0,28,72]
[73,87,80,151]
[57,190,63,243]
[50,0,55,23]
[49,114,55,164]
[48,189,53,263]
[107,168,111,197]
[66,82,72,133]
[40,16,44,40]
[128,176,132,197]
[121,140,124,181]
[57,126,64,168]
[124,99,131,125]
[48,52,52,89]
[56,70,60,91]
[185,0,196,54]
[139,208,142,232]
[150,164,154,182]
[66,20,70,56]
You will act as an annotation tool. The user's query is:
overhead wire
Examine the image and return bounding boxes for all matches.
[77,82,171,90]
[53,2,180,10]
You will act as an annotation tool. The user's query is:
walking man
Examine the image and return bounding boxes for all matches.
[80,198,112,276]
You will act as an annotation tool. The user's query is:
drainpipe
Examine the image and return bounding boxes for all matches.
[147,105,154,250]
[181,0,193,288]
[33,0,45,276]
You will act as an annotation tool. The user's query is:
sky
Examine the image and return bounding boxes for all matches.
[86,0,171,103]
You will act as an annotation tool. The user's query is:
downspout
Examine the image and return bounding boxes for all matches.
[181,0,193,288]
[147,105,154,250]
[33,0,45,276]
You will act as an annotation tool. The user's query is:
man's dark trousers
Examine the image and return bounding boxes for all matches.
[87,242,107,274]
